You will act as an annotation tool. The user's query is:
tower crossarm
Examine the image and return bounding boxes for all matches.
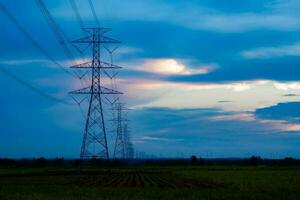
[70,61,122,69]
[70,86,123,95]
[72,35,121,44]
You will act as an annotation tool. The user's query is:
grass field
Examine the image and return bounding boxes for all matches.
[0,165,300,200]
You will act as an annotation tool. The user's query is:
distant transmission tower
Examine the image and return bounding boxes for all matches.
[112,104,134,159]
[113,103,128,159]
[123,123,134,159]
[70,28,122,160]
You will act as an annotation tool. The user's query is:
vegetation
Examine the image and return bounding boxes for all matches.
[0,157,300,199]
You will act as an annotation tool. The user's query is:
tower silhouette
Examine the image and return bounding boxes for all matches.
[113,103,134,159]
[113,103,126,159]
[123,123,134,159]
[70,28,122,160]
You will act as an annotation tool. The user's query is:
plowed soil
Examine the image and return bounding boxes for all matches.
[71,171,224,189]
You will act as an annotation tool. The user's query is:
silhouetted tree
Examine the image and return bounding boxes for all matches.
[190,155,198,165]
[52,158,64,165]
[248,156,263,166]
[33,157,47,167]
[283,157,297,166]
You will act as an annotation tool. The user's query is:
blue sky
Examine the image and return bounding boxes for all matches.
[1,0,300,158]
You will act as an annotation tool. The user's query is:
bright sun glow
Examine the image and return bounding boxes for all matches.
[140,59,213,75]
[142,59,185,74]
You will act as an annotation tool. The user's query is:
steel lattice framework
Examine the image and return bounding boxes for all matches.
[123,123,134,159]
[112,103,134,159]
[113,103,126,159]
[70,28,122,160]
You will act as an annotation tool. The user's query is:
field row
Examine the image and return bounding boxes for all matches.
[72,171,223,189]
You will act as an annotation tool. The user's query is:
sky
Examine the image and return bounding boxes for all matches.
[1,0,300,158]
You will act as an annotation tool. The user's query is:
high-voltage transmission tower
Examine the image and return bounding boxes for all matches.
[113,103,134,159]
[123,123,135,159]
[113,103,127,159]
[70,28,122,160]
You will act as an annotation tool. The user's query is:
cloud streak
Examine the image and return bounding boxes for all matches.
[129,107,300,157]
[53,0,300,32]
[241,43,300,59]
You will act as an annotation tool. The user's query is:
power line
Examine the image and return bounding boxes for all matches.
[36,0,89,62]
[69,0,85,30]
[35,0,86,65]
[35,0,75,62]
[0,2,74,77]
[0,66,74,105]
[88,0,100,27]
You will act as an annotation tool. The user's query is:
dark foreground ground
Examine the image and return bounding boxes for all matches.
[0,165,300,200]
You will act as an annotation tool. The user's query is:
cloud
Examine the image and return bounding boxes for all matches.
[114,46,143,57]
[196,13,300,32]
[170,56,300,83]
[136,58,216,76]
[4,0,300,85]
[218,100,232,103]
[255,102,300,123]
[52,0,300,33]
[273,82,300,90]
[0,59,50,66]
[140,59,186,75]
[129,107,300,157]
[208,113,255,122]
[241,43,300,59]
[117,74,300,111]
[134,136,183,143]
[283,93,298,97]
[177,82,253,92]
[254,102,300,132]
[269,0,300,14]
[122,79,257,109]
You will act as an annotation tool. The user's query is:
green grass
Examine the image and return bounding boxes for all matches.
[0,166,300,200]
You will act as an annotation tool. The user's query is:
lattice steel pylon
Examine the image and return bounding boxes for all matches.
[123,123,134,159]
[70,28,122,160]
[112,103,134,159]
[113,103,127,159]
